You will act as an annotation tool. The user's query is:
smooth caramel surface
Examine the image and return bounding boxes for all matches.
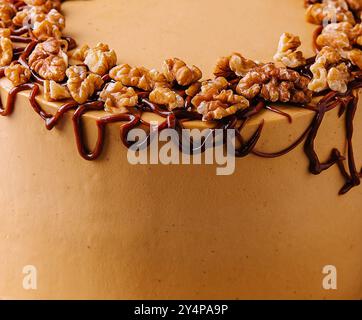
[0,0,361,300]
[63,0,316,77]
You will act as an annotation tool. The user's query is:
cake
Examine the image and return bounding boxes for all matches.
[0,0,361,300]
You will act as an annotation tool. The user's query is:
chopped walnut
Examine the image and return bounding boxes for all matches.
[162,58,202,86]
[32,20,62,41]
[191,77,229,107]
[31,8,65,40]
[100,81,138,114]
[109,64,168,91]
[24,0,61,12]
[66,65,104,104]
[197,100,245,121]
[0,1,16,26]
[214,53,258,78]
[12,4,64,31]
[191,77,249,120]
[43,80,71,101]
[28,38,68,82]
[309,61,329,92]
[149,87,185,111]
[347,48,362,69]
[327,63,350,92]
[236,63,312,103]
[274,33,306,68]
[5,62,31,86]
[69,44,90,61]
[196,89,249,121]
[12,8,34,28]
[46,9,65,29]
[83,43,117,76]
[0,28,12,67]
[306,0,355,25]
[317,46,342,64]
[185,81,201,97]
[12,5,44,27]
[0,27,10,38]
[308,46,352,92]
[316,22,352,49]
[348,23,362,46]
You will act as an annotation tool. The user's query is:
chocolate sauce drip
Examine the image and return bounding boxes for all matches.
[265,105,293,123]
[0,83,36,116]
[72,101,142,160]
[63,36,77,51]
[235,121,265,158]
[10,35,32,43]
[304,93,344,175]
[10,26,29,36]
[253,123,312,158]
[45,101,79,130]
[2,72,362,194]
[338,95,361,194]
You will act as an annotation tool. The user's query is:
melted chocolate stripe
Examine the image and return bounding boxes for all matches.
[253,123,312,158]
[235,121,265,158]
[338,95,361,194]
[72,101,106,161]
[304,97,341,174]
[0,83,35,116]
[72,101,143,160]
[10,26,29,36]
[45,101,79,130]
[265,105,293,123]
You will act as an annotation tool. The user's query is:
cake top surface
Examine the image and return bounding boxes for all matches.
[63,0,316,77]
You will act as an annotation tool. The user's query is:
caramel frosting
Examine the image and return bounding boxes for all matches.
[1,0,362,300]
[1,0,362,194]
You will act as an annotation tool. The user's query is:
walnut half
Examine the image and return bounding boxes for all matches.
[28,38,69,82]
[236,63,312,104]
[149,87,185,111]
[5,62,31,86]
[214,53,258,78]
[84,43,117,76]
[162,58,202,86]
[274,33,306,68]
[306,1,355,25]
[0,1,16,27]
[66,65,104,104]
[0,28,12,67]
[192,77,249,121]
[100,81,138,114]
[308,46,351,93]
[109,64,168,91]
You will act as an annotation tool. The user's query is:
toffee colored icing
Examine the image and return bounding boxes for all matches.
[1,1,362,195]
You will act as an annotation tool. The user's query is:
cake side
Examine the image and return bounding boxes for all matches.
[0,84,361,299]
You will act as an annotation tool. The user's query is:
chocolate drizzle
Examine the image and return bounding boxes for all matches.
[1,1,362,195]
